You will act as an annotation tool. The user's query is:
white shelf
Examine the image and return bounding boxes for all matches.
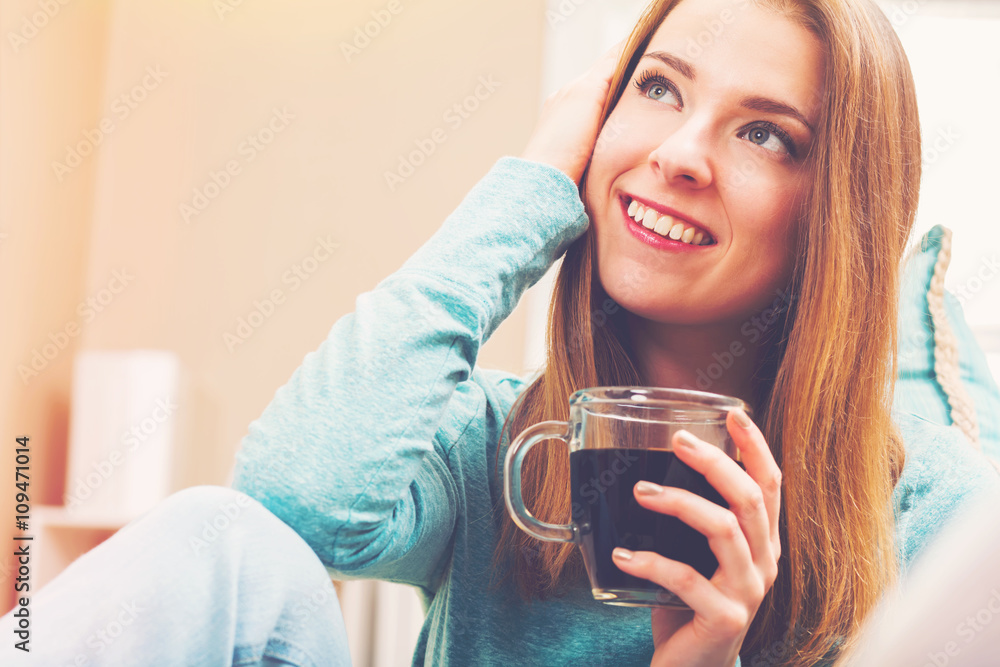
[31,505,138,591]
[34,504,139,530]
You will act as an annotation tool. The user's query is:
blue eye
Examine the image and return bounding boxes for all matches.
[740,122,797,158]
[631,67,800,160]
[633,69,680,105]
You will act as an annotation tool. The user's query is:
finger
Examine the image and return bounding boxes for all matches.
[611,548,737,624]
[670,429,775,572]
[725,409,782,558]
[632,483,760,598]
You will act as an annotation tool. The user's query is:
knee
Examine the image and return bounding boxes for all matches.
[160,489,339,608]
[159,484,258,519]
[157,486,325,570]
[146,484,279,542]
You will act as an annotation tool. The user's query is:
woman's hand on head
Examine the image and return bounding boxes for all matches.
[520,39,626,186]
[611,410,782,667]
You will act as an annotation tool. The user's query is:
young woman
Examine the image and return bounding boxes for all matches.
[495,0,911,664]
[2,0,997,665]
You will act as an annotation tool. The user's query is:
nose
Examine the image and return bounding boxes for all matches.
[646,115,714,188]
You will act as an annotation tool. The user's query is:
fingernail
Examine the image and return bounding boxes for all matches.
[612,547,634,561]
[635,480,663,496]
[674,429,700,450]
[734,409,753,429]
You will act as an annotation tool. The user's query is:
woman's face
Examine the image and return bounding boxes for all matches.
[584,0,825,327]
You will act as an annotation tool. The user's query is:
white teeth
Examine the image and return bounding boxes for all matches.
[627,197,711,246]
[642,208,658,229]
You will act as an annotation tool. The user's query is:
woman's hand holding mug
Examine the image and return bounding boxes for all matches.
[503,388,775,664]
[520,40,626,186]
[610,409,782,667]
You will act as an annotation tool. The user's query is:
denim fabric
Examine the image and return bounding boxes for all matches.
[0,485,351,666]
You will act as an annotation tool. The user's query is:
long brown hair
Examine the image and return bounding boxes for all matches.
[489,0,919,664]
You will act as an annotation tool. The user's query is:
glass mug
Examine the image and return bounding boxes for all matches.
[503,386,750,608]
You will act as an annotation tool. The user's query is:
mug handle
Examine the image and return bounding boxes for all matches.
[503,420,577,543]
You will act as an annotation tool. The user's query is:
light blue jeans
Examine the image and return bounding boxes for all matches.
[0,485,352,666]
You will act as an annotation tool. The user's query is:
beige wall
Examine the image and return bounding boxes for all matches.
[1,0,546,613]
[1,0,116,613]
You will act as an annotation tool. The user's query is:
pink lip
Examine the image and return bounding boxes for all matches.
[619,195,716,252]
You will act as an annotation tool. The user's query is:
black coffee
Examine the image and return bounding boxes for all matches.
[570,448,730,594]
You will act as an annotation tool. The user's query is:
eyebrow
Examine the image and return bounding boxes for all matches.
[638,51,815,134]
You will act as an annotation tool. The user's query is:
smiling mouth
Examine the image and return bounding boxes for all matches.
[623,196,716,246]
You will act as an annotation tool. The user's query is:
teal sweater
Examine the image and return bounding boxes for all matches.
[230,156,1000,666]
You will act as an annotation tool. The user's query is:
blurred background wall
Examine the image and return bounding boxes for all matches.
[0,0,550,662]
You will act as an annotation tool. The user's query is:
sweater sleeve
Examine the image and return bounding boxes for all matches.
[229,156,589,591]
